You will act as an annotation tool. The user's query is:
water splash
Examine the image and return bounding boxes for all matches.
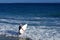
[0,17,60,40]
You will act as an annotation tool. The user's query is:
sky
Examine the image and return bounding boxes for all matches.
[0,0,60,3]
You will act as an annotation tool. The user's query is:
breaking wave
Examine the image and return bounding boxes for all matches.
[0,17,60,40]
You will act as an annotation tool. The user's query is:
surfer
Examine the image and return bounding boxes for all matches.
[19,24,25,34]
[19,24,22,34]
[19,24,27,35]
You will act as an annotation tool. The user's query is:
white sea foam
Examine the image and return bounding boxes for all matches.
[0,17,60,40]
[0,23,60,40]
[0,17,60,26]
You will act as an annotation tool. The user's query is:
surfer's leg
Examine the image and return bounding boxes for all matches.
[18,30,21,35]
[19,32,21,35]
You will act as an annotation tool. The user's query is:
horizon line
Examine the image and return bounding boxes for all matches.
[0,2,60,3]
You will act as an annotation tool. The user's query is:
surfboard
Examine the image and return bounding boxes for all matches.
[19,24,27,34]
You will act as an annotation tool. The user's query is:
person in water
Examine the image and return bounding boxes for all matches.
[19,24,22,34]
[19,24,24,34]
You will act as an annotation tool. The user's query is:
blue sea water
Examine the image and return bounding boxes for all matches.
[0,3,60,40]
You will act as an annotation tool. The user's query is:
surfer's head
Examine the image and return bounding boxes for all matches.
[20,24,22,26]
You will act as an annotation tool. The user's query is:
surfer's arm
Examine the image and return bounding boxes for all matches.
[21,28,25,31]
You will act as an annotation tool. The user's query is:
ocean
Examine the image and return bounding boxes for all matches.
[0,3,60,40]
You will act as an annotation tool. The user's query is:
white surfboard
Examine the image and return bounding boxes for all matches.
[19,24,27,34]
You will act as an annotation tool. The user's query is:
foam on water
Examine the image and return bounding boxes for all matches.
[0,17,60,40]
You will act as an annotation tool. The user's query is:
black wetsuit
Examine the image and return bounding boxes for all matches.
[19,26,21,34]
[19,26,21,30]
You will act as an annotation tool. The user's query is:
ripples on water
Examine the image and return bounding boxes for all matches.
[0,17,60,40]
